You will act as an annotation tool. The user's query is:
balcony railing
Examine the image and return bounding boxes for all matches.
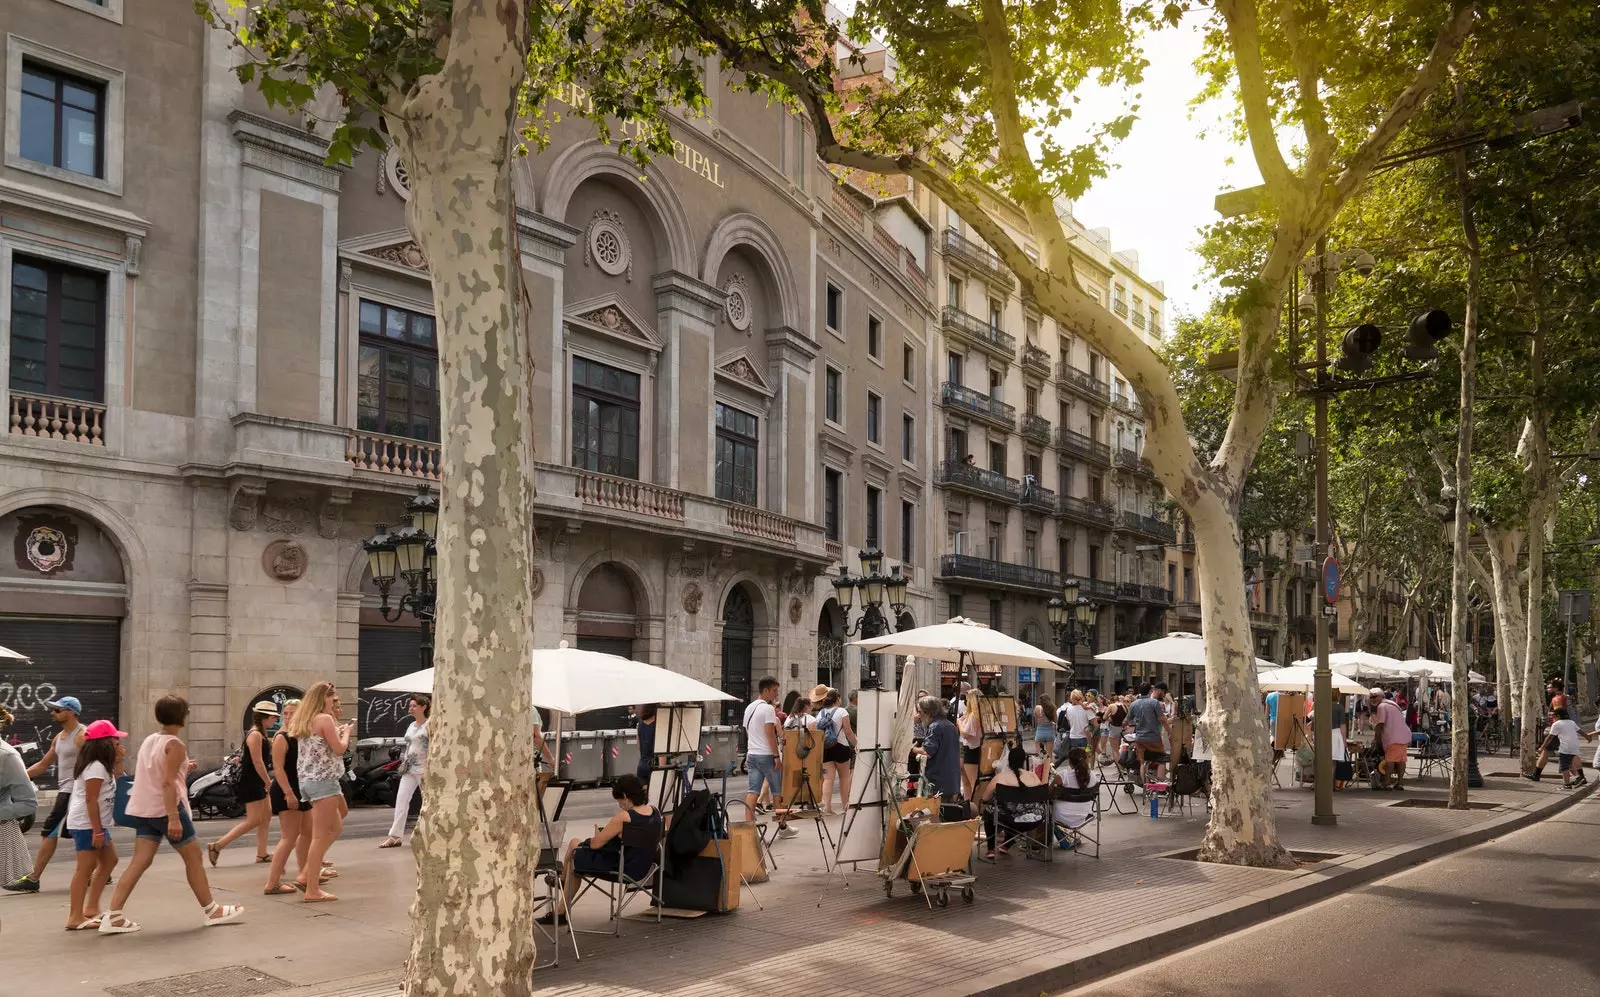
[1019,482,1056,514]
[1055,360,1110,404]
[1114,448,1142,472]
[941,306,1016,362]
[1054,426,1111,466]
[935,460,1021,502]
[1084,578,1118,600]
[939,553,1058,594]
[572,469,685,520]
[1116,582,1142,600]
[727,505,796,544]
[1021,413,1052,445]
[940,382,1016,430]
[1143,584,1174,605]
[1111,392,1143,417]
[1021,343,1052,377]
[8,391,106,446]
[347,429,441,480]
[1118,510,1177,544]
[1132,311,1147,330]
[1112,298,1128,318]
[1055,494,1116,528]
[942,229,1015,289]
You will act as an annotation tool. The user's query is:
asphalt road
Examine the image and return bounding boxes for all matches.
[1068,792,1600,997]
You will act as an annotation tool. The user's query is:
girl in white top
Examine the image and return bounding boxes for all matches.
[64,719,127,930]
[380,695,431,847]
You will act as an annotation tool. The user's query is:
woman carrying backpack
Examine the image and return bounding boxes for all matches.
[811,685,856,816]
[207,701,278,865]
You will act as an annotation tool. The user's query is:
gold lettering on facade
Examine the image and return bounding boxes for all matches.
[553,83,727,189]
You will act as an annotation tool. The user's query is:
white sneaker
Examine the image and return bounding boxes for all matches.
[776,826,800,839]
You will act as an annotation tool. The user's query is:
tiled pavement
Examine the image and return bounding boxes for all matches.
[10,753,1589,997]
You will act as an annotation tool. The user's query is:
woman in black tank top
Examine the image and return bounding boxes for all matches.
[263,701,317,895]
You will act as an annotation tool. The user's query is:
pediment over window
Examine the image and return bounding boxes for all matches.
[713,348,774,397]
[564,293,663,353]
[340,229,430,276]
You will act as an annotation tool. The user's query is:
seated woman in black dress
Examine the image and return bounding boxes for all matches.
[541,774,660,924]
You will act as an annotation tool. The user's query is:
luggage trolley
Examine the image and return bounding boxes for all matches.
[878,800,980,908]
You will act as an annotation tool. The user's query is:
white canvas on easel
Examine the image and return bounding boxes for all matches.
[835,689,897,865]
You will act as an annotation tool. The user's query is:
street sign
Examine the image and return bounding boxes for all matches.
[1017,668,1040,683]
[1559,589,1591,622]
[1322,556,1340,604]
[1293,544,1315,564]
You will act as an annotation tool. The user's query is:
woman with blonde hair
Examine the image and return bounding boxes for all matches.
[285,682,353,903]
[207,701,277,865]
[263,700,319,894]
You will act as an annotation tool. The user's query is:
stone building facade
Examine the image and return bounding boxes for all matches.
[0,1,1172,759]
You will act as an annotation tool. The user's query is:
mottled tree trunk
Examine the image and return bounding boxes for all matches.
[1447,145,1478,807]
[388,3,538,993]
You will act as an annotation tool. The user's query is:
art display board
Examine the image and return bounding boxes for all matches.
[879,795,940,868]
[966,692,1019,736]
[780,728,824,807]
[835,689,899,866]
[1274,693,1307,749]
[661,704,704,754]
[647,703,704,811]
[853,687,899,750]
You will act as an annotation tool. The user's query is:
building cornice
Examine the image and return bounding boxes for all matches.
[229,110,343,193]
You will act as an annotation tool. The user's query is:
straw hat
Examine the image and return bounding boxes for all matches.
[808,683,832,706]
[252,700,281,715]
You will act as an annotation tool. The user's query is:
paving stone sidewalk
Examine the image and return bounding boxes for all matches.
[6,754,1588,997]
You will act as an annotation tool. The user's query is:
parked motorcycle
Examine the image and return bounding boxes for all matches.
[187,763,244,820]
[344,747,403,807]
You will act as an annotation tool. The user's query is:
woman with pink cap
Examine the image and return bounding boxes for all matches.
[64,719,126,930]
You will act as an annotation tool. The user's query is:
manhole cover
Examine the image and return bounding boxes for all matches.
[106,967,293,997]
[1386,798,1501,810]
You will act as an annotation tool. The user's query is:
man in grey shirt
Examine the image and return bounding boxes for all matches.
[1127,683,1171,780]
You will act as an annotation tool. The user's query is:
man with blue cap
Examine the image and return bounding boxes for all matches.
[4,695,85,893]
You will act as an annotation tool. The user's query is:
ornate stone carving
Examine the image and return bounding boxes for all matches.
[16,514,74,574]
[385,150,412,201]
[318,488,352,540]
[262,494,313,535]
[262,539,308,582]
[723,272,752,333]
[788,596,803,625]
[682,582,704,615]
[365,242,428,271]
[826,236,842,257]
[584,209,632,280]
[530,566,546,599]
[338,260,352,291]
[376,148,388,195]
[228,481,267,532]
[124,235,143,276]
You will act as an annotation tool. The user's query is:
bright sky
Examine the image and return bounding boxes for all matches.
[1058,13,1263,319]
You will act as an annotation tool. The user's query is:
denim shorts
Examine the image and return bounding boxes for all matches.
[300,778,343,802]
[746,754,781,796]
[69,827,109,851]
[127,809,197,848]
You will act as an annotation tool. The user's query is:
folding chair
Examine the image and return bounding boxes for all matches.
[988,784,1053,862]
[1051,781,1100,858]
[1165,762,1210,817]
[1416,733,1450,782]
[1097,755,1141,816]
[569,820,665,936]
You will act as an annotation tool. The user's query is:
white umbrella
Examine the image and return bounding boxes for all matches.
[1097,631,1278,670]
[1291,650,1407,681]
[850,617,1070,671]
[1257,665,1369,696]
[1393,660,1490,684]
[0,644,29,662]
[367,641,735,714]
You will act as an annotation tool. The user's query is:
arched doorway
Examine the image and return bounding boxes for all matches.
[574,563,639,730]
[817,600,845,690]
[720,585,755,724]
[0,505,126,780]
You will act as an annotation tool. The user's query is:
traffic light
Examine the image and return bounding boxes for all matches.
[1405,309,1452,361]
[1336,323,1382,372]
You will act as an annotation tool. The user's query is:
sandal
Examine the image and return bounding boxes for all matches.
[98,911,141,935]
[263,884,298,895]
[256,854,272,863]
[66,916,103,931]
[378,837,403,848]
[202,901,245,926]
[301,891,339,904]
[207,842,222,867]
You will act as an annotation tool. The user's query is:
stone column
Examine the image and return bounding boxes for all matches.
[187,581,230,761]
[652,272,723,492]
[764,326,819,519]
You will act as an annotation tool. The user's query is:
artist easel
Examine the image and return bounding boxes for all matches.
[826,688,915,902]
[767,726,835,878]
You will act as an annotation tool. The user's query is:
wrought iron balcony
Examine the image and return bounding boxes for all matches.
[1083,578,1118,600]
[1021,343,1052,377]
[941,306,1016,363]
[939,381,1016,431]
[1143,584,1174,605]
[1054,426,1112,466]
[1118,510,1177,544]
[1132,311,1147,330]
[941,229,1015,290]
[939,553,1058,594]
[935,460,1021,502]
[1116,582,1142,600]
[1055,494,1116,528]
[1114,448,1142,472]
[1113,298,1128,318]
[1111,391,1143,417]
[1019,482,1057,514]
[1021,412,1052,445]
[1055,360,1110,404]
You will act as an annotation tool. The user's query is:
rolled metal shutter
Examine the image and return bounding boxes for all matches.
[0,616,121,787]
[357,626,424,738]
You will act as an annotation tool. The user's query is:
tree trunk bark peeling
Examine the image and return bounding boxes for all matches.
[390,7,538,994]
[1193,501,1294,868]
[1447,144,1478,808]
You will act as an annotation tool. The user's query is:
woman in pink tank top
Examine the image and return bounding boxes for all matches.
[97,695,245,935]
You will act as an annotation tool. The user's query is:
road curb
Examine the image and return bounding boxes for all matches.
[967,780,1597,997]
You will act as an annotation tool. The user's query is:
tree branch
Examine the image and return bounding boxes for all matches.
[1216,0,1297,198]
[1279,0,1335,179]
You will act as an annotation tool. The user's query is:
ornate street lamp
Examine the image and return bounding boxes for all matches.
[364,487,439,666]
[832,550,911,688]
[1048,578,1099,683]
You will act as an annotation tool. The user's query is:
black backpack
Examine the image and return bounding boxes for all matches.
[666,789,716,861]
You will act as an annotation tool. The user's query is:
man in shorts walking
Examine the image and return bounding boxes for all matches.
[1526,695,1590,787]
[5,695,85,893]
[743,678,796,838]
[1127,684,1170,781]
[1370,688,1410,790]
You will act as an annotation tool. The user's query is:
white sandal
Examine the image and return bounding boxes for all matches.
[98,911,141,934]
[202,901,245,926]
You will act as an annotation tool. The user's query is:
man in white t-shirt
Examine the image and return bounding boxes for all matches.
[743,678,796,837]
[1526,696,1590,788]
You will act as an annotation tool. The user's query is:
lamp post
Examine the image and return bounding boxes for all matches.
[363,486,440,668]
[832,548,910,687]
[1048,577,1100,685]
